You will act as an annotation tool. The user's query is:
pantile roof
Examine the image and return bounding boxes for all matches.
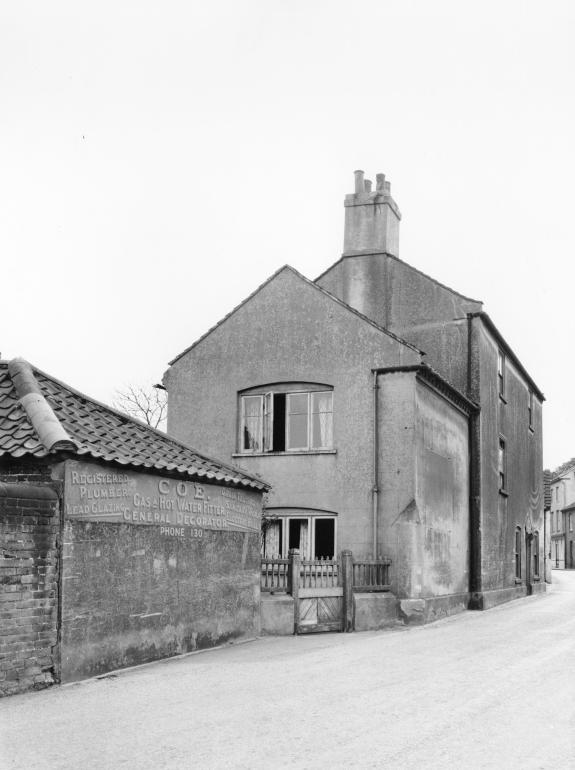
[0,359,268,491]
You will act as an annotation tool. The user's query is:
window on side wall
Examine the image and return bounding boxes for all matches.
[239,385,333,454]
[498,436,507,493]
[528,390,534,431]
[533,532,539,578]
[515,527,522,580]
[497,350,506,400]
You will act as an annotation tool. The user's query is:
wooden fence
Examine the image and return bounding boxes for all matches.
[261,551,391,594]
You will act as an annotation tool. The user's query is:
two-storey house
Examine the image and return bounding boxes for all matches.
[164,171,545,620]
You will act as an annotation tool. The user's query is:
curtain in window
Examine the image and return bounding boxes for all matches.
[311,392,333,448]
[243,396,262,451]
[263,521,281,557]
[299,520,309,558]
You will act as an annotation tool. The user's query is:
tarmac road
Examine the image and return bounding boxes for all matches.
[2,572,574,769]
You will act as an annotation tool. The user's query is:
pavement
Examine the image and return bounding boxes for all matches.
[1,572,574,770]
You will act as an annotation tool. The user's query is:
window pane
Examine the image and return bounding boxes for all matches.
[287,394,309,449]
[311,392,333,448]
[242,396,262,451]
[314,518,335,558]
[288,519,309,556]
[288,414,308,449]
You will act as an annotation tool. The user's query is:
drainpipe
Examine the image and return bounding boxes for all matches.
[372,371,379,559]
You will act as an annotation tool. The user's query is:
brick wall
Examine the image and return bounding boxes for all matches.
[0,484,60,697]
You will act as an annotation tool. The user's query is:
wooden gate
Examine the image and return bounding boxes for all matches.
[261,550,391,634]
[294,556,343,633]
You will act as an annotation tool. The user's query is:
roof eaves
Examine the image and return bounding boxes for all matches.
[468,312,545,401]
[372,363,479,415]
[7,361,270,491]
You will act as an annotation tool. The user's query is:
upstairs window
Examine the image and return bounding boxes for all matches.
[240,385,333,453]
[497,350,506,399]
[498,437,507,492]
[528,390,534,430]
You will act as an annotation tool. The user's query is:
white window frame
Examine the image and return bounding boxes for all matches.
[264,514,337,559]
[240,394,263,452]
[240,388,333,454]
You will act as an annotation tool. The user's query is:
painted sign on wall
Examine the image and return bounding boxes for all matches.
[64,460,262,534]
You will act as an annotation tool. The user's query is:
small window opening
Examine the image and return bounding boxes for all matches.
[515,527,522,579]
[498,350,505,398]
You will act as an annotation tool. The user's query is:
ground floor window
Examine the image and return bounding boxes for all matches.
[262,511,336,559]
[533,532,539,578]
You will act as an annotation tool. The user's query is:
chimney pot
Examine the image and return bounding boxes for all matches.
[354,170,365,194]
[384,181,391,194]
[376,173,385,191]
[364,179,372,193]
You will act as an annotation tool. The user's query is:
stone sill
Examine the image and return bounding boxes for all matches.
[232,450,337,458]
[499,489,509,497]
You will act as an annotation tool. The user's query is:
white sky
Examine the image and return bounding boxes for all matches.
[1,0,573,469]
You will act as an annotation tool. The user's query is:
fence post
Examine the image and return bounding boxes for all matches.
[288,549,300,634]
[341,549,354,632]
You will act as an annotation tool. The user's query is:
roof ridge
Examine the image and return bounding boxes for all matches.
[8,358,78,453]
[168,263,423,366]
[314,252,484,305]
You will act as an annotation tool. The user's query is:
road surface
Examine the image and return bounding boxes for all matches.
[2,572,574,769]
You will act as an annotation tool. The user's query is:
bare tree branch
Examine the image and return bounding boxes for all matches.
[113,385,168,431]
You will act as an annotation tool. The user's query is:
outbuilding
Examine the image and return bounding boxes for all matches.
[0,358,268,696]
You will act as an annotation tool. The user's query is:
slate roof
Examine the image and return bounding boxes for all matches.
[0,359,268,491]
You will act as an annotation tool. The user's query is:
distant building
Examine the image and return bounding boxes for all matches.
[164,171,546,623]
[0,358,268,696]
[549,461,575,569]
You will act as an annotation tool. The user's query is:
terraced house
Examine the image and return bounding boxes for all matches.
[164,171,545,627]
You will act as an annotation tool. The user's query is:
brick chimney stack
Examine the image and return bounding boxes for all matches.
[343,170,401,256]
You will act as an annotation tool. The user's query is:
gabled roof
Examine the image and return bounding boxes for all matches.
[315,251,484,306]
[168,264,423,366]
[469,312,545,402]
[551,458,575,484]
[0,359,269,491]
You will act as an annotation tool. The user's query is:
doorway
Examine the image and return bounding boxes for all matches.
[525,534,533,595]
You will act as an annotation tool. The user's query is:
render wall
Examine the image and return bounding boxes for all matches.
[0,483,60,697]
[316,254,481,394]
[165,268,420,560]
[377,373,469,603]
[470,318,544,596]
[59,460,263,683]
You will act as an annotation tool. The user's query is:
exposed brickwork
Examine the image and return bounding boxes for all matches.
[0,487,60,697]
